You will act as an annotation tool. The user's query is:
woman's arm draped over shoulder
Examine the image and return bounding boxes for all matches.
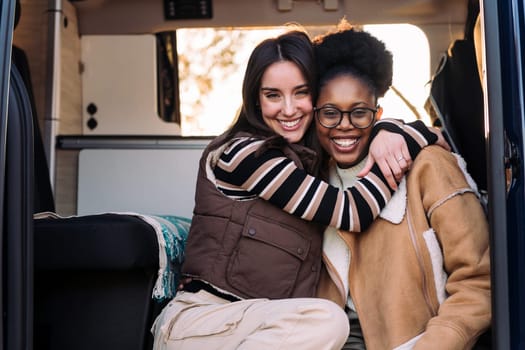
[213,120,436,232]
[372,119,439,159]
[360,119,445,189]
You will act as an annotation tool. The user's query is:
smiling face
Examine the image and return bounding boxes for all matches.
[316,74,382,168]
[259,61,313,143]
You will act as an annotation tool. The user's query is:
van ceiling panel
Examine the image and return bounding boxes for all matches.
[70,0,466,35]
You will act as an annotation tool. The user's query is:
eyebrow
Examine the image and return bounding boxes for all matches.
[318,102,373,108]
[260,87,278,92]
[260,83,309,91]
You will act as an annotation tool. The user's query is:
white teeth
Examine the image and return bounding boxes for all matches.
[279,119,300,128]
[333,138,358,147]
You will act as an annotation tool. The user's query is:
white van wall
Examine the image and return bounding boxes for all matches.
[81,35,181,135]
[77,139,210,218]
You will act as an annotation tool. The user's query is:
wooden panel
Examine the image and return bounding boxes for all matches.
[53,0,82,215]
[12,0,49,134]
[54,149,78,216]
[60,0,82,135]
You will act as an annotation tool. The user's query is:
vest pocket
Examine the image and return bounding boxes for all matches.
[227,215,310,299]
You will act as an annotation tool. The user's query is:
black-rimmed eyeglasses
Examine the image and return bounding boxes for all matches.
[314,106,378,129]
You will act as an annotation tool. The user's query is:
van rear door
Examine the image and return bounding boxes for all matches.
[484,0,525,348]
[1,0,35,348]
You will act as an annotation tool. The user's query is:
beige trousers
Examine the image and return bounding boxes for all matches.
[152,290,349,350]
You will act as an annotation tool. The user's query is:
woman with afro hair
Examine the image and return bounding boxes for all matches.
[313,22,491,349]
[152,27,447,350]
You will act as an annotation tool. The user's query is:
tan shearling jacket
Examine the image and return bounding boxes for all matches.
[317,146,491,350]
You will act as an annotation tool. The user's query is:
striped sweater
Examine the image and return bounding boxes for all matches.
[211,119,437,232]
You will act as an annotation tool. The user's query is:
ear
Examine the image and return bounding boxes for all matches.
[375,106,383,120]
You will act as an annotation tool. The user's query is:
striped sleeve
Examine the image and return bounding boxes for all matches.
[372,118,438,159]
[213,137,393,232]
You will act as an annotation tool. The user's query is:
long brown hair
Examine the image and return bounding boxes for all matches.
[210,30,319,156]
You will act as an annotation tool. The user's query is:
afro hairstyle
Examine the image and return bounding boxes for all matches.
[313,21,393,97]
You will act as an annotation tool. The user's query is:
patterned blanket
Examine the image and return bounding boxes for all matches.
[135,214,191,301]
[34,211,191,301]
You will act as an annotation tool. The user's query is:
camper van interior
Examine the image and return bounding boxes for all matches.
[2,0,525,349]
[15,0,481,219]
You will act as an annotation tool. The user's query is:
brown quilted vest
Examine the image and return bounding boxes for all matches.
[181,137,324,299]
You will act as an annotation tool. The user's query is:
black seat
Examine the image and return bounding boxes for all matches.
[33,213,166,350]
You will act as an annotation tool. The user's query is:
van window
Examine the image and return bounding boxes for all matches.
[364,24,431,124]
[175,24,430,136]
[176,28,284,135]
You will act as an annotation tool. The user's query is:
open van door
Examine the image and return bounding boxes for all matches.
[1,0,35,349]
[483,0,525,348]
[0,0,11,344]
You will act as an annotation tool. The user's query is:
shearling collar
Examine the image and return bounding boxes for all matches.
[330,158,406,225]
[330,152,478,225]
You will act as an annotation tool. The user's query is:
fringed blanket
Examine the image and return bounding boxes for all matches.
[135,214,190,301]
[34,211,191,301]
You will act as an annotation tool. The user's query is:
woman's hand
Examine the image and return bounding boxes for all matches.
[358,130,411,190]
[177,277,193,291]
[358,126,451,190]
